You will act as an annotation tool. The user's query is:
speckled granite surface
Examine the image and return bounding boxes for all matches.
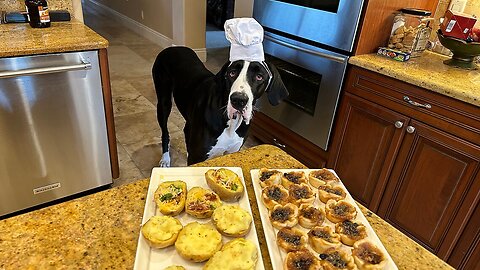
[0,21,108,58]
[0,145,453,270]
[349,51,480,107]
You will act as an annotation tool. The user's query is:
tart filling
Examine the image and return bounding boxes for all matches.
[289,183,316,205]
[319,248,357,270]
[262,184,290,209]
[298,204,325,229]
[352,239,387,270]
[335,220,368,246]
[284,249,321,270]
[318,184,346,203]
[307,226,341,253]
[308,169,339,187]
[277,227,307,252]
[259,168,282,187]
[269,203,299,229]
[325,199,357,223]
[282,171,308,188]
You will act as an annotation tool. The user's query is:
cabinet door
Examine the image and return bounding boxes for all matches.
[328,93,409,210]
[378,120,480,259]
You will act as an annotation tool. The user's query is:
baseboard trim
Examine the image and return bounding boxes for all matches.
[86,0,208,62]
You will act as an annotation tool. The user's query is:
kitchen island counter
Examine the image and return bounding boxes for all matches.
[0,145,453,269]
[0,20,108,58]
[349,51,480,107]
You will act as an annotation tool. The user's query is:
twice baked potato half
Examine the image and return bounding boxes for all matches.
[212,204,252,237]
[154,180,187,216]
[205,168,244,202]
[175,221,222,263]
[185,186,222,218]
[141,215,183,249]
[203,238,258,270]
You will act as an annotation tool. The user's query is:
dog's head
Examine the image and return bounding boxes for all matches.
[219,60,288,124]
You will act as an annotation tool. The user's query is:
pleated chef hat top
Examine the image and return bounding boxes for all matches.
[224,18,265,62]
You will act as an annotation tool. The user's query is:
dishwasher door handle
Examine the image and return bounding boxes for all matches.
[0,60,92,79]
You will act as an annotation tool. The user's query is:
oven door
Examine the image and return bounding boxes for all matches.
[253,0,364,52]
[258,32,348,151]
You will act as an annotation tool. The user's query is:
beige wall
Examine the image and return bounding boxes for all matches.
[94,0,173,39]
[92,0,207,49]
[234,0,254,18]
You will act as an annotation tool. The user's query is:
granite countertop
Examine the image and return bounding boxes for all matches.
[349,51,480,107]
[0,20,108,58]
[0,145,453,270]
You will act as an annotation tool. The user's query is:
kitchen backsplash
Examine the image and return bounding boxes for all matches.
[0,0,73,16]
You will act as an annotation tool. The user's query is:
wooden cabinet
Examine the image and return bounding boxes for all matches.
[328,93,408,211]
[329,66,480,269]
[250,112,328,168]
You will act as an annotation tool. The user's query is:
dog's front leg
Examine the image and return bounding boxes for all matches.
[159,144,171,167]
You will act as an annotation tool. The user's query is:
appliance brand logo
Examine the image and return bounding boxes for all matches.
[33,182,61,194]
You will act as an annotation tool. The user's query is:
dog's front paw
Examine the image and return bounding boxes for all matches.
[159,152,171,167]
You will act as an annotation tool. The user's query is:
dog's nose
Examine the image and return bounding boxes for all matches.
[230,92,248,111]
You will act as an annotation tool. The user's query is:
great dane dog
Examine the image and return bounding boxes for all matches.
[152,46,288,166]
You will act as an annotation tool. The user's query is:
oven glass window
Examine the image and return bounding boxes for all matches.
[266,55,321,116]
[275,0,340,13]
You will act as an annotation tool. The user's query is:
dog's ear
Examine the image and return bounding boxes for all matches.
[265,62,289,106]
[216,61,231,80]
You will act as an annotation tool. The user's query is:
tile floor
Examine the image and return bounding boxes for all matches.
[82,3,259,187]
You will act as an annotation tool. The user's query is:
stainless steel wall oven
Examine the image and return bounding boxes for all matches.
[253,0,364,150]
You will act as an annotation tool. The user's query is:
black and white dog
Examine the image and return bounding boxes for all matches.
[152,46,288,166]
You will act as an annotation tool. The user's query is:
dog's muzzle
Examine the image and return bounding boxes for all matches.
[228,92,251,123]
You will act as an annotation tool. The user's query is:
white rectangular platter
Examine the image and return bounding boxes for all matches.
[251,168,398,270]
[134,167,264,270]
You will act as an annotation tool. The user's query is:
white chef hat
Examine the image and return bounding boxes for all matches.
[224,18,265,62]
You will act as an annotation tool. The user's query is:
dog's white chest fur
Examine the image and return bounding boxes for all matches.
[207,117,244,159]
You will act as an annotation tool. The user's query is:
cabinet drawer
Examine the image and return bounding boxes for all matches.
[344,66,480,145]
[250,112,328,168]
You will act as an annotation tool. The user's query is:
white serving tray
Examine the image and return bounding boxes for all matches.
[134,167,264,270]
[251,168,398,270]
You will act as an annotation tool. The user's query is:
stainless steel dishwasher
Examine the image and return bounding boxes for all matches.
[0,51,112,216]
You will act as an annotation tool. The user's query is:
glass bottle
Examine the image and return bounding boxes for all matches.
[388,8,433,57]
[25,0,51,28]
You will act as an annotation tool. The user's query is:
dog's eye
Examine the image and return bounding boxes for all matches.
[228,70,237,77]
[255,74,264,81]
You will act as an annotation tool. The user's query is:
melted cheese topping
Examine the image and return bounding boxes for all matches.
[204,238,258,270]
[212,205,251,235]
[175,222,222,256]
[141,216,182,243]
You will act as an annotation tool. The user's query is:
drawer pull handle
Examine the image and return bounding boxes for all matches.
[406,126,416,134]
[273,138,286,149]
[403,96,432,109]
[394,121,404,129]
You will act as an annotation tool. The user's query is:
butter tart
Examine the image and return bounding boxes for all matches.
[277,227,308,252]
[269,203,299,229]
[298,204,325,229]
[318,184,346,203]
[319,248,357,270]
[288,183,316,206]
[307,226,342,253]
[352,239,387,270]
[284,249,322,270]
[325,199,357,223]
[258,168,283,188]
[335,220,368,246]
[282,171,308,189]
[308,169,339,188]
[262,184,290,209]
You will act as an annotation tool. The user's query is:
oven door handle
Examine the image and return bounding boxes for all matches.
[264,34,348,64]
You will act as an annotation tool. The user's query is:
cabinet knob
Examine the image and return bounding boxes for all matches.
[406,126,416,134]
[394,121,404,129]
